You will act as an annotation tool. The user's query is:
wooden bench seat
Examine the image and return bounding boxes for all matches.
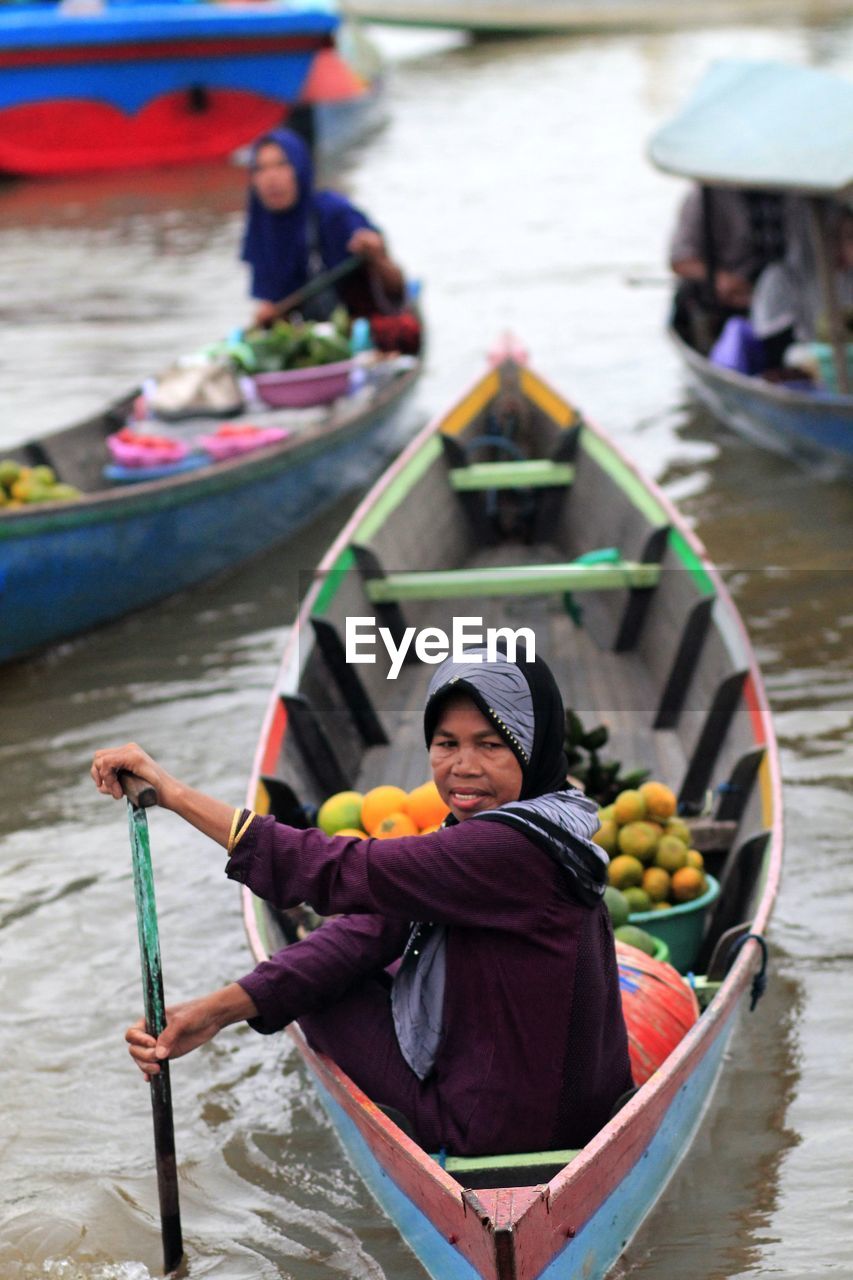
[437,1147,580,1190]
[448,459,576,491]
[364,561,661,603]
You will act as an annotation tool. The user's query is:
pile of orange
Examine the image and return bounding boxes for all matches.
[593,779,708,914]
[317,780,450,839]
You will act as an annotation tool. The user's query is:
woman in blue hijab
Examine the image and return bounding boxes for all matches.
[242,128,405,327]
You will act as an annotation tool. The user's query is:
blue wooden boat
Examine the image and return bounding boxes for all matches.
[670,325,853,474]
[239,340,782,1280]
[650,60,853,475]
[0,351,422,665]
[0,1,370,176]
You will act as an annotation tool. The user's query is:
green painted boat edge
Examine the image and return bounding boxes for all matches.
[579,429,714,594]
[352,433,443,545]
[313,545,356,615]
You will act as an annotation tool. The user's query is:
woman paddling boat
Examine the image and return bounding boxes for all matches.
[91,643,634,1158]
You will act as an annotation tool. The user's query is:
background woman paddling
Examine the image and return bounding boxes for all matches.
[91,647,632,1158]
[243,127,405,328]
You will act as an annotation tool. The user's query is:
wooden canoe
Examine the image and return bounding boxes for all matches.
[0,352,421,665]
[668,323,853,476]
[651,60,853,475]
[240,339,782,1280]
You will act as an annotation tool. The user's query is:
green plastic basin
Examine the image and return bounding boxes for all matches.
[629,874,720,974]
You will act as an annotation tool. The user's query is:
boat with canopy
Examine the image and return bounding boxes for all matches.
[649,59,853,473]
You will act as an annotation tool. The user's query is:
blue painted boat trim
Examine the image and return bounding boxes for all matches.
[308,1068,484,1280]
[0,6,336,113]
[0,5,337,48]
[306,1002,738,1280]
[537,1005,736,1279]
[0,55,316,114]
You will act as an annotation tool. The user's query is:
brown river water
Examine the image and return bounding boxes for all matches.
[1,14,853,1279]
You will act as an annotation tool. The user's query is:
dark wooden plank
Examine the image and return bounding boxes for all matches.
[714,748,766,823]
[351,544,412,652]
[310,616,389,747]
[677,670,749,813]
[281,693,352,795]
[613,524,671,652]
[696,832,770,970]
[259,775,310,827]
[653,596,715,728]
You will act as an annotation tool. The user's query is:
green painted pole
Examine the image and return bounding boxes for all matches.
[120,771,184,1277]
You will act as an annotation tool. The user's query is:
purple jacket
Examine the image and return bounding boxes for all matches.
[227,815,632,1155]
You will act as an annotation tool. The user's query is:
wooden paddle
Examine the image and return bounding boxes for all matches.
[119,770,184,1277]
[266,252,365,324]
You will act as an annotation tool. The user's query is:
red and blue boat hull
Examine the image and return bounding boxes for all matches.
[0,3,339,175]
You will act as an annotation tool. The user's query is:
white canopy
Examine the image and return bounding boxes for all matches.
[648,59,853,198]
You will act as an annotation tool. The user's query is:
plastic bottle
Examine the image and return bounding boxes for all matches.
[348,317,374,396]
[349,317,373,355]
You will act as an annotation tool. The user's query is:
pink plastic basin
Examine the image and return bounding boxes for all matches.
[198,425,290,461]
[106,432,190,467]
[253,360,354,408]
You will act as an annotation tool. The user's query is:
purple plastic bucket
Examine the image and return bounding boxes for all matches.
[253,360,354,409]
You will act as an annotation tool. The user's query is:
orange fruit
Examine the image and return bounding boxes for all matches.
[317,790,363,835]
[638,780,677,821]
[361,785,409,835]
[593,818,619,855]
[670,867,706,903]
[418,822,443,834]
[405,780,450,831]
[666,816,692,845]
[374,811,419,839]
[608,854,645,891]
[642,866,671,903]
[613,789,647,825]
[654,834,688,874]
[617,821,660,864]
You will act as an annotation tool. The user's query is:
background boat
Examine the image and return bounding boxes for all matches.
[239,343,782,1280]
[650,59,853,475]
[668,326,853,475]
[339,0,853,35]
[0,346,423,665]
[0,1,376,176]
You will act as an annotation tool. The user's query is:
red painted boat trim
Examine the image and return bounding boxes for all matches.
[0,91,292,174]
[742,670,767,744]
[259,698,287,781]
[0,33,329,69]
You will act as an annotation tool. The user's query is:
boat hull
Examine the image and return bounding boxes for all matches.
[673,329,853,475]
[0,373,419,664]
[288,989,738,1279]
[0,4,337,175]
